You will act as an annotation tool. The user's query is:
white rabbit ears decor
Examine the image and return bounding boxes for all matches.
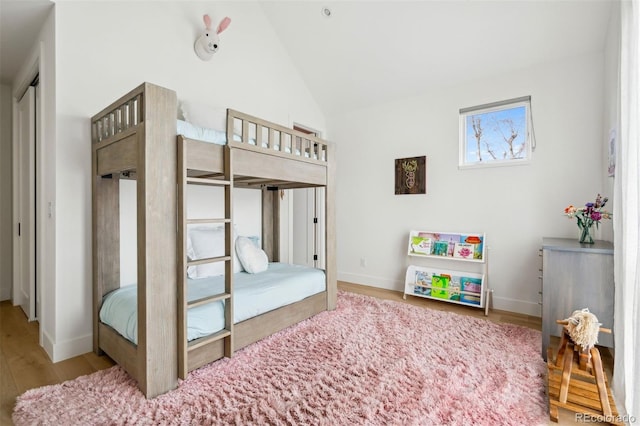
[194,15,231,61]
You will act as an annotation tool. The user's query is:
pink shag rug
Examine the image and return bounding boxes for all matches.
[13,292,547,425]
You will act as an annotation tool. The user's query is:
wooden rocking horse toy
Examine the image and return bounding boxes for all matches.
[547,308,622,425]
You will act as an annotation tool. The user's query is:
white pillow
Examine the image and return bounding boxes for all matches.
[245,235,260,248]
[180,100,248,140]
[188,226,243,278]
[235,236,269,274]
[181,101,227,132]
[189,227,225,278]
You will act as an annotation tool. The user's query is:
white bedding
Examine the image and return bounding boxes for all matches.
[176,119,325,160]
[177,119,230,145]
[99,262,326,344]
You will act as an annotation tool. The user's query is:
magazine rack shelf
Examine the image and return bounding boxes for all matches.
[403,230,491,315]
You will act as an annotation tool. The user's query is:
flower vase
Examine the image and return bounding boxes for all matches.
[579,225,595,244]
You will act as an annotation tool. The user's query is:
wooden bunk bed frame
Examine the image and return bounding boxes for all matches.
[91,82,336,398]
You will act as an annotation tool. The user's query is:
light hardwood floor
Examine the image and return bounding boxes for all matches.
[0,282,613,425]
[0,300,115,425]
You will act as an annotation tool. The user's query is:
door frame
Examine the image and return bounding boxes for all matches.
[12,58,44,334]
[14,85,36,321]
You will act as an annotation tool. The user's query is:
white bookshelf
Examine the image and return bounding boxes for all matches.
[404,230,491,314]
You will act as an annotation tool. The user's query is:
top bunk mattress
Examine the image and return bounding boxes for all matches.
[177,120,326,160]
[177,119,230,145]
[99,262,326,345]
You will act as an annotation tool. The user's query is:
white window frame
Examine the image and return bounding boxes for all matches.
[459,96,532,169]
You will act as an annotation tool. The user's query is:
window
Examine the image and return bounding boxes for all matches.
[459,96,532,168]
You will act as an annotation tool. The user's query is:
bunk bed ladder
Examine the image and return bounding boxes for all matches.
[177,138,234,379]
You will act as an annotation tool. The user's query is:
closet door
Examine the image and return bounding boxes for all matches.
[291,188,324,268]
[16,86,36,321]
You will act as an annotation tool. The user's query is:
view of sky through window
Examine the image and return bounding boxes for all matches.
[462,104,528,166]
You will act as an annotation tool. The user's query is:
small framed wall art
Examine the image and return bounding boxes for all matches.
[395,156,426,195]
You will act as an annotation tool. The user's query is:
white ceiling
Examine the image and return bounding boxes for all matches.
[0,1,613,114]
[260,0,614,114]
[0,0,53,86]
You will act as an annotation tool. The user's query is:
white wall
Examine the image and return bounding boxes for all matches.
[0,84,13,301]
[330,51,608,316]
[47,1,324,361]
[11,8,56,357]
[602,0,620,243]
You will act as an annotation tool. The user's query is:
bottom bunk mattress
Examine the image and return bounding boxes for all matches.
[99,262,326,344]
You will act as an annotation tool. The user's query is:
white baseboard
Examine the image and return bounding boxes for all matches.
[339,271,542,318]
[338,272,403,292]
[42,329,55,361]
[490,294,541,317]
[42,331,93,363]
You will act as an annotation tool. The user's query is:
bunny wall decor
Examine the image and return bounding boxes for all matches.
[194,15,231,61]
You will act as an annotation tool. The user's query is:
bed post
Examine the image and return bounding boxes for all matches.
[261,188,280,262]
[136,83,178,397]
[326,143,337,310]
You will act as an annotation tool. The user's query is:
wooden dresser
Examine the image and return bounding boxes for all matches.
[540,237,614,360]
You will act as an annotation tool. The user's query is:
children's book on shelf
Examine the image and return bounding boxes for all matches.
[460,294,481,305]
[409,233,432,255]
[431,288,448,299]
[415,270,431,287]
[414,286,431,296]
[431,287,461,301]
[405,264,484,307]
[432,241,449,256]
[453,242,475,259]
[407,230,485,261]
[460,277,482,294]
[431,274,450,289]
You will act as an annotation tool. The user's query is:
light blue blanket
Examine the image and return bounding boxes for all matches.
[100,263,326,344]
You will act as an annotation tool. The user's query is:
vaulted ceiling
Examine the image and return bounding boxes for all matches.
[260,0,613,114]
[1,1,614,115]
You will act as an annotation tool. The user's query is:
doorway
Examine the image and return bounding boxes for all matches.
[13,78,38,322]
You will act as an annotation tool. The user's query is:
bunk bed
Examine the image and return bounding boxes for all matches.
[91,82,336,398]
